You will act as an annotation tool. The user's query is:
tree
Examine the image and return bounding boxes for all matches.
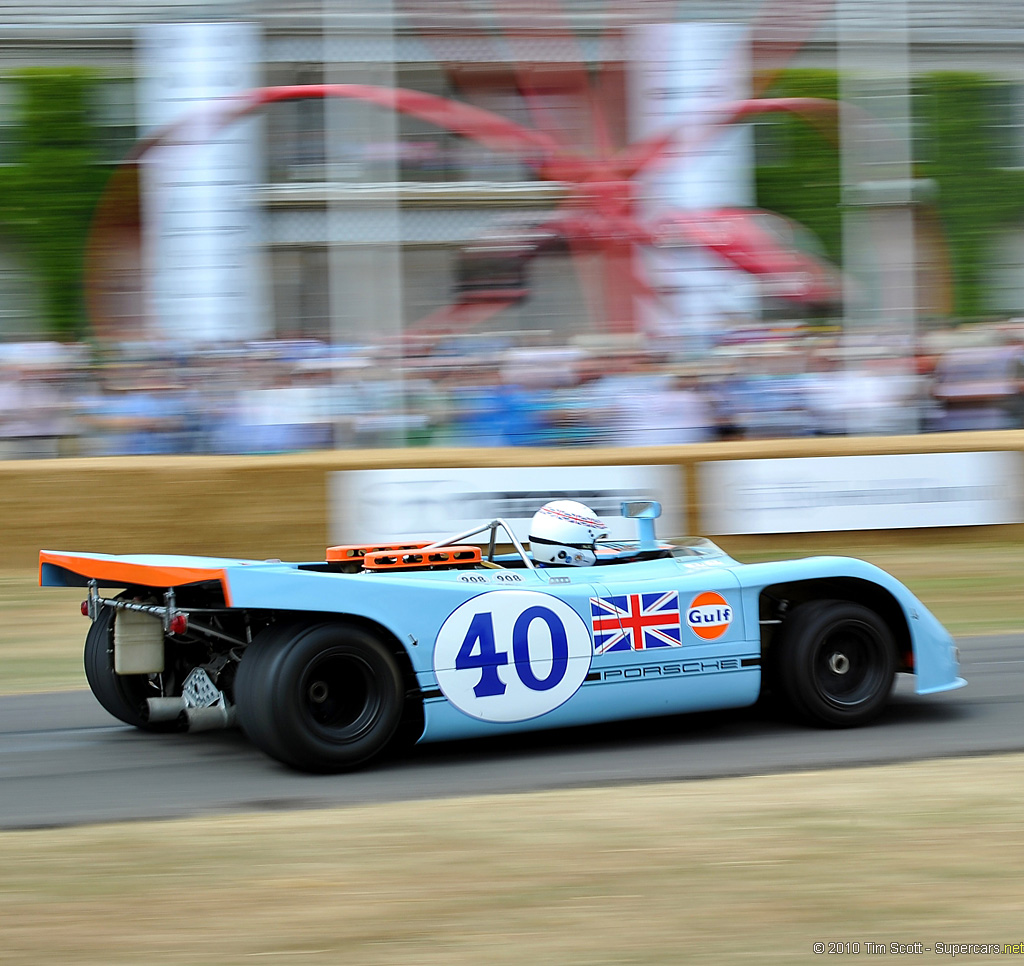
[0,69,107,338]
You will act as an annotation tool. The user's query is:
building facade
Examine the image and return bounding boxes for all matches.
[1,0,1023,345]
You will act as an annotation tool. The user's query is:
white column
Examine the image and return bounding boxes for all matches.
[323,0,405,446]
[137,22,268,344]
[838,0,919,435]
[627,22,759,350]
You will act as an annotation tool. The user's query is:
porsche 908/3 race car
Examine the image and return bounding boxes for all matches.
[39,502,964,772]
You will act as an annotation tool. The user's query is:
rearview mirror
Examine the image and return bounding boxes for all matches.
[621,501,662,519]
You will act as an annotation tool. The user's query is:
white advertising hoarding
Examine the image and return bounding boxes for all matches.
[330,466,684,545]
[137,22,267,343]
[700,452,1024,534]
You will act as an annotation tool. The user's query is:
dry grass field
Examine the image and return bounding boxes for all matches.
[5,538,1022,966]
[1,576,84,693]
[2,754,1023,965]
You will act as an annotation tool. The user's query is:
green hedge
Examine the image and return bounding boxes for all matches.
[914,73,1024,318]
[757,69,1024,319]
[754,69,843,265]
[0,68,107,339]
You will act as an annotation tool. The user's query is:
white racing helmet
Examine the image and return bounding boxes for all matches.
[528,500,609,566]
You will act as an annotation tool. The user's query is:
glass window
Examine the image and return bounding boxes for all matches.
[94,79,137,163]
[0,81,17,165]
[989,83,1024,169]
[753,117,790,166]
[265,65,327,182]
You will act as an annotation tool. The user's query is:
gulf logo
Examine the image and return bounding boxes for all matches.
[686,592,733,640]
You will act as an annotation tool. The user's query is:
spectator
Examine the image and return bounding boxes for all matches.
[79,366,187,456]
[612,368,714,445]
[0,364,68,458]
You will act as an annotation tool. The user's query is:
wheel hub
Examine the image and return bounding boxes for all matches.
[308,681,329,704]
[828,651,851,675]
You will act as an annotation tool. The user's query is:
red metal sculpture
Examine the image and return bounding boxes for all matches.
[86,0,844,341]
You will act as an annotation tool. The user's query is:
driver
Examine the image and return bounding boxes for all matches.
[528,500,608,566]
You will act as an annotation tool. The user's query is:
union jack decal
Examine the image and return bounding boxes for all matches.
[590,591,682,654]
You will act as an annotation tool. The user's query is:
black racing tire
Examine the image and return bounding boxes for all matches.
[83,604,178,732]
[235,621,405,773]
[233,620,303,763]
[776,599,896,728]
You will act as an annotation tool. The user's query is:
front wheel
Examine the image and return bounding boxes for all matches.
[235,621,405,772]
[776,600,896,728]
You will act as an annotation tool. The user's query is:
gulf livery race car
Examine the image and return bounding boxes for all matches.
[39,502,965,772]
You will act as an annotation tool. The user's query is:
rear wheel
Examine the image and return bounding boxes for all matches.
[776,600,896,727]
[235,621,405,772]
[232,621,302,762]
[83,604,178,732]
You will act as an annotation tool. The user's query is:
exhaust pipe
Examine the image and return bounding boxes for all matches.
[146,696,186,723]
[146,695,237,731]
[184,703,237,732]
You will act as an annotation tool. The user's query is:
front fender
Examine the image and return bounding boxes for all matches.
[734,556,965,695]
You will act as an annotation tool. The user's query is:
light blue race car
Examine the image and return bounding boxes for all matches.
[39,502,965,772]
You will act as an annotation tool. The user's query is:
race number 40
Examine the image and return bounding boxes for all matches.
[434,591,593,722]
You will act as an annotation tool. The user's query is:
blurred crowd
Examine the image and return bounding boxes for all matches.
[1,323,1023,459]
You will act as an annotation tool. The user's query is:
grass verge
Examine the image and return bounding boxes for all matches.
[1,754,1022,965]
[1,576,86,693]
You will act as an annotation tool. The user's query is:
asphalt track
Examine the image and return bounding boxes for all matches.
[1,633,1021,829]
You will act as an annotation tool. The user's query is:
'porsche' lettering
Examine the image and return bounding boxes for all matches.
[597,657,745,683]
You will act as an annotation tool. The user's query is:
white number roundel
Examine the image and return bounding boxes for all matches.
[434,591,593,723]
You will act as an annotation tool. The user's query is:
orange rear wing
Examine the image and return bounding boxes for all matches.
[39,551,233,604]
